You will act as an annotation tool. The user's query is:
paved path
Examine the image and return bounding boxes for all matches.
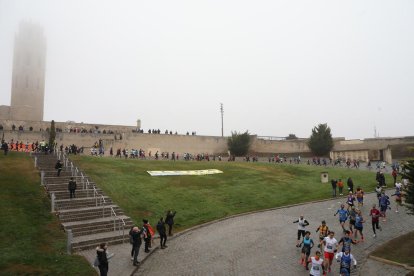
[79,192,413,276]
[134,193,413,276]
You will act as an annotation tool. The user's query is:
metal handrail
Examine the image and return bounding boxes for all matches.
[110,207,126,239]
[81,173,85,189]
[85,179,90,197]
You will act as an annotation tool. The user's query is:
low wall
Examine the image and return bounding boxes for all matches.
[1,119,413,158]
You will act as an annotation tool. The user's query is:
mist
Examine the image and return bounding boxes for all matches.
[1,0,413,138]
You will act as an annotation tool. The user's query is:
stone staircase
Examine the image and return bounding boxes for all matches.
[33,153,134,252]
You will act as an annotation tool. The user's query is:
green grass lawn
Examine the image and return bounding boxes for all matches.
[71,155,389,230]
[371,231,414,267]
[0,152,392,275]
[0,152,96,276]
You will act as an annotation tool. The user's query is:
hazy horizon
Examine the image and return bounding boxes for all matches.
[1,0,413,139]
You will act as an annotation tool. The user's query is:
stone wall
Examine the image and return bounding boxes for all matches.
[1,119,413,159]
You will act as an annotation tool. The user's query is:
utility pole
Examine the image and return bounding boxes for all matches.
[220,103,224,137]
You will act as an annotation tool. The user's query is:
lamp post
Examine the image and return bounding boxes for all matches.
[220,103,224,137]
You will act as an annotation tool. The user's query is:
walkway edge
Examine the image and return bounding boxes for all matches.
[368,255,414,272]
[132,190,392,275]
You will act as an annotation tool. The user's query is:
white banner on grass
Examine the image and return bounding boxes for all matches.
[147,169,223,176]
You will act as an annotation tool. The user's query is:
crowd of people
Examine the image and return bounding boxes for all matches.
[294,172,408,276]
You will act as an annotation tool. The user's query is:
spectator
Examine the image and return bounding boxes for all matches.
[55,160,63,176]
[165,210,177,236]
[157,217,168,249]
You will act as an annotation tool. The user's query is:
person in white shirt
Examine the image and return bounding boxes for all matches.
[293,215,310,247]
[308,250,324,276]
[322,231,338,274]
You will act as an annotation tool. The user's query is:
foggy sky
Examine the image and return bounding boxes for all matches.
[0,0,413,139]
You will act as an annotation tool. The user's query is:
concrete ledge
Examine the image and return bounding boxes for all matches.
[369,255,414,272]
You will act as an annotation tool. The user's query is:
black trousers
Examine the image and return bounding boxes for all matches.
[98,263,108,276]
[372,221,380,234]
[69,189,76,198]
[144,238,151,251]
[160,233,167,246]
[168,224,173,235]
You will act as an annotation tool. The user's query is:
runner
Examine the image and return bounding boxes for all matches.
[369,203,382,238]
[346,191,355,210]
[348,206,357,233]
[391,188,403,213]
[334,204,349,232]
[293,215,310,247]
[379,191,391,222]
[335,248,357,276]
[308,250,324,276]
[298,231,314,270]
[355,187,364,208]
[322,231,338,274]
[315,220,329,251]
[375,185,382,205]
[353,209,365,242]
[338,230,357,252]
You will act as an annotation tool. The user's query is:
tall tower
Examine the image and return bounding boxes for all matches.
[10,22,46,121]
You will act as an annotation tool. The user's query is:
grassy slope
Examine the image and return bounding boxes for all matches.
[0,152,96,276]
[71,156,388,230]
[371,231,414,266]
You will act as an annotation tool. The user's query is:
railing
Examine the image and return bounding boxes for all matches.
[110,207,126,241]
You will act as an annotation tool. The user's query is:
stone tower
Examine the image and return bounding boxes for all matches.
[10,22,46,121]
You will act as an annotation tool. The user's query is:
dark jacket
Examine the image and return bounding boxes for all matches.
[131,229,142,246]
[55,161,62,170]
[68,180,77,190]
[96,247,108,266]
[157,220,166,235]
[331,179,337,188]
[165,211,176,225]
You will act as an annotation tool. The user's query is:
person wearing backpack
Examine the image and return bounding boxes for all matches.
[143,219,154,253]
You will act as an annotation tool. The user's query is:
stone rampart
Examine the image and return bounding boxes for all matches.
[1,119,413,157]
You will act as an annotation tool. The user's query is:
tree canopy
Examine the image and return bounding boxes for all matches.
[227,131,252,156]
[307,123,334,156]
[49,120,56,150]
[401,159,414,215]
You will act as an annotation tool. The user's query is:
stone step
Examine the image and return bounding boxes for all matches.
[63,216,134,237]
[71,230,130,252]
[41,171,73,177]
[58,205,124,222]
[44,176,87,183]
[51,189,104,200]
[45,182,97,192]
[55,197,113,210]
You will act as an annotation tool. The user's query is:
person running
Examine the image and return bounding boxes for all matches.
[338,230,357,252]
[346,192,355,210]
[323,231,338,274]
[298,231,314,270]
[379,191,391,222]
[369,204,382,238]
[391,188,403,213]
[375,185,382,205]
[315,220,329,251]
[355,187,364,208]
[294,215,310,247]
[335,248,357,276]
[308,250,324,276]
[334,204,349,232]
[348,206,357,233]
[354,209,365,242]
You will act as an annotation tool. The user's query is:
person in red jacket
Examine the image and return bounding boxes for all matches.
[369,204,382,238]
